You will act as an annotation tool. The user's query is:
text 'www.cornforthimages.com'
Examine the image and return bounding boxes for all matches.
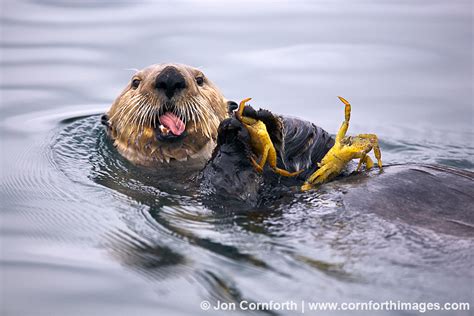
[200,300,470,313]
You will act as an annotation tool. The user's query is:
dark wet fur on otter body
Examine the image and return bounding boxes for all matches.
[199,116,263,205]
[199,107,474,237]
[200,105,335,203]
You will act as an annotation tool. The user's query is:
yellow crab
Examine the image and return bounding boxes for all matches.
[301,96,382,191]
[235,98,303,177]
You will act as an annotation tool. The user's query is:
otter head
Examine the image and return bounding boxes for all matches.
[105,63,228,167]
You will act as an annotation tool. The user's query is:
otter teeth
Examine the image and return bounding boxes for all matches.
[159,125,170,135]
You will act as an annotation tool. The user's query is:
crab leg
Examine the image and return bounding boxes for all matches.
[336,96,351,143]
[236,97,252,122]
[357,154,374,171]
[353,134,383,169]
[253,144,270,172]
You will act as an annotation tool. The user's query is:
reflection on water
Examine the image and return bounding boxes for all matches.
[1,0,473,315]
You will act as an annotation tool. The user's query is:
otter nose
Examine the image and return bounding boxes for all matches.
[155,66,187,99]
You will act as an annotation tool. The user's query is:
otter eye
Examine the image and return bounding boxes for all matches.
[196,76,204,86]
[131,78,141,89]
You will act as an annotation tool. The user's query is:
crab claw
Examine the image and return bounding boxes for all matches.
[236,97,252,121]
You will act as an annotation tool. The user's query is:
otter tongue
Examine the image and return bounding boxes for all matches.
[159,112,185,136]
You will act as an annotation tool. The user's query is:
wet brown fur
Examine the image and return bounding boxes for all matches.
[105,63,228,167]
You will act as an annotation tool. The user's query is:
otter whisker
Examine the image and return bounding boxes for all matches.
[143,102,151,128]
[120,94,144,129]
[144,95,156,128]
[138,97,150,131]
[151,94,159,127]
[110,94,138,122]
[184,102,191,125]
[137,105,146,131]
[183,101,194,122]
[191,95,214,138]
[115,102,135,131]
[183,101,191,123]
[141,94,154,129]
[146,102,154,128]
[152,101,158,128]
[198,94,220,138]
[178,106,186,124]
[131,97,144,129]
[130,95,147,131]
[188,100,197,125]
[176,106,182,122]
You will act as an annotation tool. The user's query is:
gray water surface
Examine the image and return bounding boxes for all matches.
[1,0,473,315]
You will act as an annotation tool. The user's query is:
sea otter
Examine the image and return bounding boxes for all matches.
[102,63,228,168]
[102,63,351,181]
[102,63,473,236]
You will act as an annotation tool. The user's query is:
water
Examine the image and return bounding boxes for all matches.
[1,0,473,315]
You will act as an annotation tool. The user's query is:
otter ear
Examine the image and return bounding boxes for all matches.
[101,114,110,127]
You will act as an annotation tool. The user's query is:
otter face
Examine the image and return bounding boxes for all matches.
[105,63,228,167]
